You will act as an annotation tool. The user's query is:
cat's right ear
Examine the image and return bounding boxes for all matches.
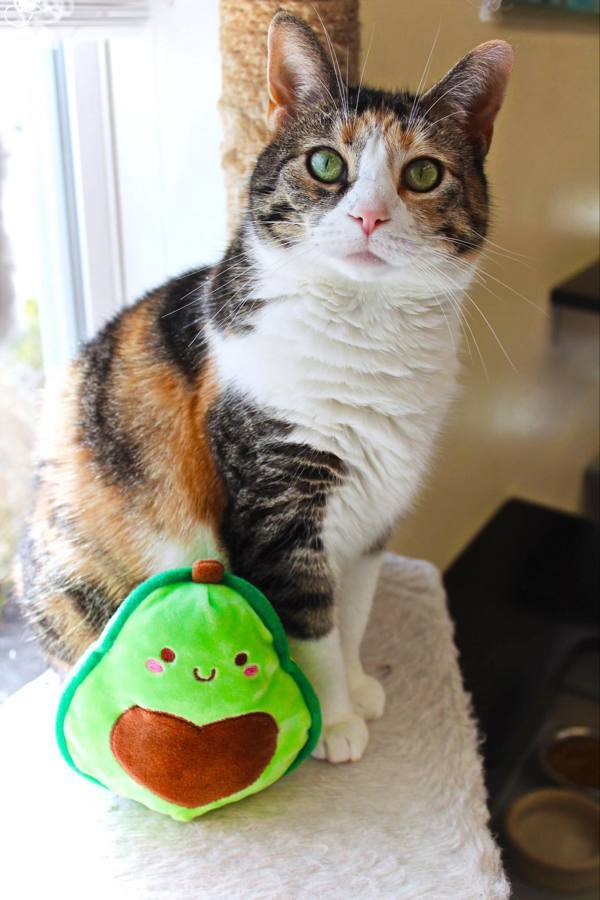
[421,41,513,156]
[267,11,336,132]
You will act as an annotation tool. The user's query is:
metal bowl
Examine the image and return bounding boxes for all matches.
[539,725,600,797]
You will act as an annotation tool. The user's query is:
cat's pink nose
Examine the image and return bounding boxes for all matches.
[349,205,390,237]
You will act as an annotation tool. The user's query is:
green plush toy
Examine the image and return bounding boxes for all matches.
[56,560,321,821]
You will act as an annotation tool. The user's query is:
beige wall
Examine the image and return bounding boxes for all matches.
[360,0,600,567]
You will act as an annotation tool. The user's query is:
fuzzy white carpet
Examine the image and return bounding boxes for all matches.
[0,555,509,899]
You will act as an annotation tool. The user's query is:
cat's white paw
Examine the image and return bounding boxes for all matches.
[350,674,386,721]
[312,713,369,763]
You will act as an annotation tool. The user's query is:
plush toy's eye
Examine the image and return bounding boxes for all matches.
[402,157,443,193]
[235,652,249,666]
[160,647,176,662]
[307,148,345,184]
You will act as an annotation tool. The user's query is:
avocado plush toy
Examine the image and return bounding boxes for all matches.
[56,560,321,821]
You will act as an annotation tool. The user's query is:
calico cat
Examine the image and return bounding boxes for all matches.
[16,12,512,763]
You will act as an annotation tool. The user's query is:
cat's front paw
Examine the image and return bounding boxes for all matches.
[350,674,386,721]
[312,713,369,763]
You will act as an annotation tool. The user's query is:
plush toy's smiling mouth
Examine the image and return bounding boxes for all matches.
[193,666,216,683]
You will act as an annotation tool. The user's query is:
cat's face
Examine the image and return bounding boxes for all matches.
[248,13,512,295]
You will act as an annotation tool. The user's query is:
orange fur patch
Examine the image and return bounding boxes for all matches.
[26,293,227,662]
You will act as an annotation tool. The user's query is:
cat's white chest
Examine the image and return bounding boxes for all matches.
[212,284,460,572]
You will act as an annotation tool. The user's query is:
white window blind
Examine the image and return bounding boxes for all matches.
[0,1,150,28]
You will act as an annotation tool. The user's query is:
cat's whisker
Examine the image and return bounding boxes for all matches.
[208,281,258,333]
[469,229,531,260]
[462,288,517,372]
[160,263,246,319]
[209,258,258,287]
[389,234,520,289]
[213,248,251,268]
[412,257,476,365]
[474,245,526,266]
[472,266,547,317]
[423,243,543,319]
[419,76,473,120]
[313,6,349,121]
[413,253,490,376]
[160,289,203,318]
[431,290,457,353]
[448,298,475,362]
[407,21,442,134]
[445,290,488,378]
[345,45,350,112]
[212,260,260,294]
[448,237,526,265]
[437,239,521,268]
[305,70,339,113]
[418,224,528,266]
[413,261,459,344]
[178,249,251,293]
[196,266,261,335]
[201,241,310,338]
[354,24,375,117]
[479,248,532,270]
[459,303,489,378]
[416,108,467,136]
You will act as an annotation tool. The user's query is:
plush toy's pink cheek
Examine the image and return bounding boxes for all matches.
[244,665,259,677]
[146,658,164,673]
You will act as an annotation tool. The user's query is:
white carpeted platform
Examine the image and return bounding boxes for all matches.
[0,555,509,899]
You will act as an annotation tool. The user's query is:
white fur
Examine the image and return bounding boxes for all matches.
[211,272,464,574]
[288,630,369,763]
[210,128,476,759]
[339,552,386,720]
[142,528,224,574]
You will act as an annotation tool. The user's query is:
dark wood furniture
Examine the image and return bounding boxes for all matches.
[445,498,599,811]
[551,260,599,340]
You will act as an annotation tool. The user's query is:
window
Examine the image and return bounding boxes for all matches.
[0,0,225,622]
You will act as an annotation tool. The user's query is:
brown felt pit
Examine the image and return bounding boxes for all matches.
[110,707,278,808]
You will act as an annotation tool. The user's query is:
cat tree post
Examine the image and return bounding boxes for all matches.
[219,0,360,229]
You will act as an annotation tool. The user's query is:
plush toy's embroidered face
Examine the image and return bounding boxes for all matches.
[58,574,318,821]
[145,645,260,681]
[129,589,273,711]
[145,647,176,673]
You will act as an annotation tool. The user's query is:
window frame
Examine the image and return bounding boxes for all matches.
[13,0,226,373]
[55,41,126,343]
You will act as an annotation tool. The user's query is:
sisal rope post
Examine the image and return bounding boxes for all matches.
[219,0,360,230]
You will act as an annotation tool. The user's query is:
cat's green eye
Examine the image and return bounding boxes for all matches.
[307,148,345,184]
[403,158,443,193]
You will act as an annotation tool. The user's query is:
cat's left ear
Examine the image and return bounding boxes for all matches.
[267,11,337,132]
[421,41,513,155]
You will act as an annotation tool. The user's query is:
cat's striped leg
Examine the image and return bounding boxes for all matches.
[227,555,369,763]
[242,544,370,762]
[208,399,369,761]
[288,629,369,763]
[338,552,386,721]
[15,495,136,667]
[20,584,111,667]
